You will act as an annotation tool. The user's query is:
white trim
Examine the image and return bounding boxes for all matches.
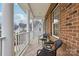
[0,37,6,40]
[52,4,60,38]
[52,35,59,39]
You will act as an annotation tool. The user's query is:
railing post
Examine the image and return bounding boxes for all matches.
[32,18,34,41]
[0,38,2,56]
[2,3,14,56]
[26,10,30,44]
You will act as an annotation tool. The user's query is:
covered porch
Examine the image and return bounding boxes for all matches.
[0,3,79,56]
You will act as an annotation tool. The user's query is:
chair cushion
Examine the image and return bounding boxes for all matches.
[54,39,63,50]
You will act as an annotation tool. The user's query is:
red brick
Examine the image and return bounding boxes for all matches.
[45,3,79,56]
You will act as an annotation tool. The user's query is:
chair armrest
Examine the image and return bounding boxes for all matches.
[37,49,42,55]
[44,42,54,44]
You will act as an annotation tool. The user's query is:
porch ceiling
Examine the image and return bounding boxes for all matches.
[18,3,50,19]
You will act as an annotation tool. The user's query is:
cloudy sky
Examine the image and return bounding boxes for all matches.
[0,3,27,25]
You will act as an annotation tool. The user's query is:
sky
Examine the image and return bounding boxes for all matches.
[0,4,2,12]
[14,3,27,25]
[0,4,2,24]
[0,3,27,25]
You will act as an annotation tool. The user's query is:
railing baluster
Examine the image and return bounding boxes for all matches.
[15,32,29,55]
[0,37,6,56]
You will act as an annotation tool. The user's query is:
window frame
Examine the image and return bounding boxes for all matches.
[52,4,60,38]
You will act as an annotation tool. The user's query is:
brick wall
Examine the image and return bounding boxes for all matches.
[46,13,52,35]
[45,3,79,56]
[57,3,79,56]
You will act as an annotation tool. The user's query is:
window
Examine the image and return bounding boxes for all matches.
[52,6,60,36]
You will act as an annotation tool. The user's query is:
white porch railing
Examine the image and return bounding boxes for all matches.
[0,30,41,56]
[14,32,29,55]
[0,37,6,56]
[38,34,43,45]
[0,31,31,56]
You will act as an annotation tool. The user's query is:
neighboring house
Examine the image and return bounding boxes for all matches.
[14,23,27,34]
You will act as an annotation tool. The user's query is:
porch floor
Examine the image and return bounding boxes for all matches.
[23,37,42,56]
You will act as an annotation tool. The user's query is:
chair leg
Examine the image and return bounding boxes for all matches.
[55,51,56,56]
